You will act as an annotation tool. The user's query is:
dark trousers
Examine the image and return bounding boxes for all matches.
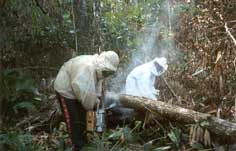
[56,92,86,151]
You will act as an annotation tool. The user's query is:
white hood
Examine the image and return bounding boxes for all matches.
[95,51,119,72]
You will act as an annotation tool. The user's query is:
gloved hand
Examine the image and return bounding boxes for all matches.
[104,91,120,109]
[96,98,101,106]
[154,89,160,97]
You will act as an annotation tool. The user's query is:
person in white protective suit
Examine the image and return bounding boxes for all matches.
[125,57,168,100]
[54,51,119,151]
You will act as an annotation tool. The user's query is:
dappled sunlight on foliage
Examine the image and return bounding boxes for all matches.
[1,0,236,150]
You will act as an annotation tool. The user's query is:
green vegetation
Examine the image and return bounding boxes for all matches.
[1,0,235,150]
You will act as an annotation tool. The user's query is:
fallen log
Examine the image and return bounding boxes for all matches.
[119,94,236,142]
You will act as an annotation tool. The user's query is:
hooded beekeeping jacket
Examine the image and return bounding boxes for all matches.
[54,51,119,110]
[125,57,168,100]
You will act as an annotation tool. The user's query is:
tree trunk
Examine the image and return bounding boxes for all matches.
[75,0,97,55]
[0,27,4,129]
[0,0,6,8]
[119,94,236,141]
[0,98,3,129]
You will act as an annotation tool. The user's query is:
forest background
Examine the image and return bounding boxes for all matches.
[0,0,236,150]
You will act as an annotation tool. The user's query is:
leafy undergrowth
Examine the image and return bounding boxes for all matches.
[1,70,235,151]
[0,123,72,151]
[0,120,220,151]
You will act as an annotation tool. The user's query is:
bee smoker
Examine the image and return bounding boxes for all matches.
[95,107,105,132]
[95,77,106,133]
[86,102,106,133]
[86,78,106,133]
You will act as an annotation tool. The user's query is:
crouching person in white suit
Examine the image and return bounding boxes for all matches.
[125,57,168,100]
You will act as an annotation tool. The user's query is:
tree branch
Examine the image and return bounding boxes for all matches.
[4,66,58,71]
[225,23,236,47]
[160,76,179,102]
[34,0,47,14]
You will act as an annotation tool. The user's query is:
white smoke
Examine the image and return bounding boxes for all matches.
[107,1,183,93]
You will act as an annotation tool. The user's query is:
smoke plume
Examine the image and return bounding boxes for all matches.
[107,1,184,93]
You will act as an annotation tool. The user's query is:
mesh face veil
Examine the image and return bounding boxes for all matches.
[154,57,168,71]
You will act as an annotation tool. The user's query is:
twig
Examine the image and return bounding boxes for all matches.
[3,66,58,71]
[160,76,179,102]
[174,38,188,50]
[25,123,48,132]
[234,57,236,72]
[34,0,47,14]
[71,0,78,56]
[235,98,236,119]
[16,116,41,128]
[225,23,236,47]
[191,68,205,77]
[111,139,122,151]
[228,20,236,23]
[49,109,58,133]
[153,118,165,132]
[167,0,172,33]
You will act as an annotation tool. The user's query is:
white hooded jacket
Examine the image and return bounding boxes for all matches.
[125,57,168,100]
[54,51,119,110]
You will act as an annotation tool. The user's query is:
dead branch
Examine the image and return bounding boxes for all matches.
[8,66,58,71]
[160,76,179,102]
[225,23,236,47]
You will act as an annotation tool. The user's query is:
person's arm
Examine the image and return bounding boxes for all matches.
[71,65,98,110]
[125,75,137,96]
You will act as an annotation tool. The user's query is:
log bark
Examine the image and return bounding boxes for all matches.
[119,94,236,141]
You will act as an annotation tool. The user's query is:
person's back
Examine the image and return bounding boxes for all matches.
[54,55,96,100]
[127,62,151,79]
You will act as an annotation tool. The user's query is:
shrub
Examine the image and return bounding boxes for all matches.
[1,69,41,124]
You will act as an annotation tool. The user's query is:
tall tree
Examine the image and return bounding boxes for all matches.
[75,0,99,55]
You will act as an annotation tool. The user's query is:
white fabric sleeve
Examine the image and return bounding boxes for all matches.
[71,65,97,110]
[125,75,137,96]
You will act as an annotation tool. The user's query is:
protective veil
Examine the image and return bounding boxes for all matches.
[125,57,168,100]
[54,51,119,110]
